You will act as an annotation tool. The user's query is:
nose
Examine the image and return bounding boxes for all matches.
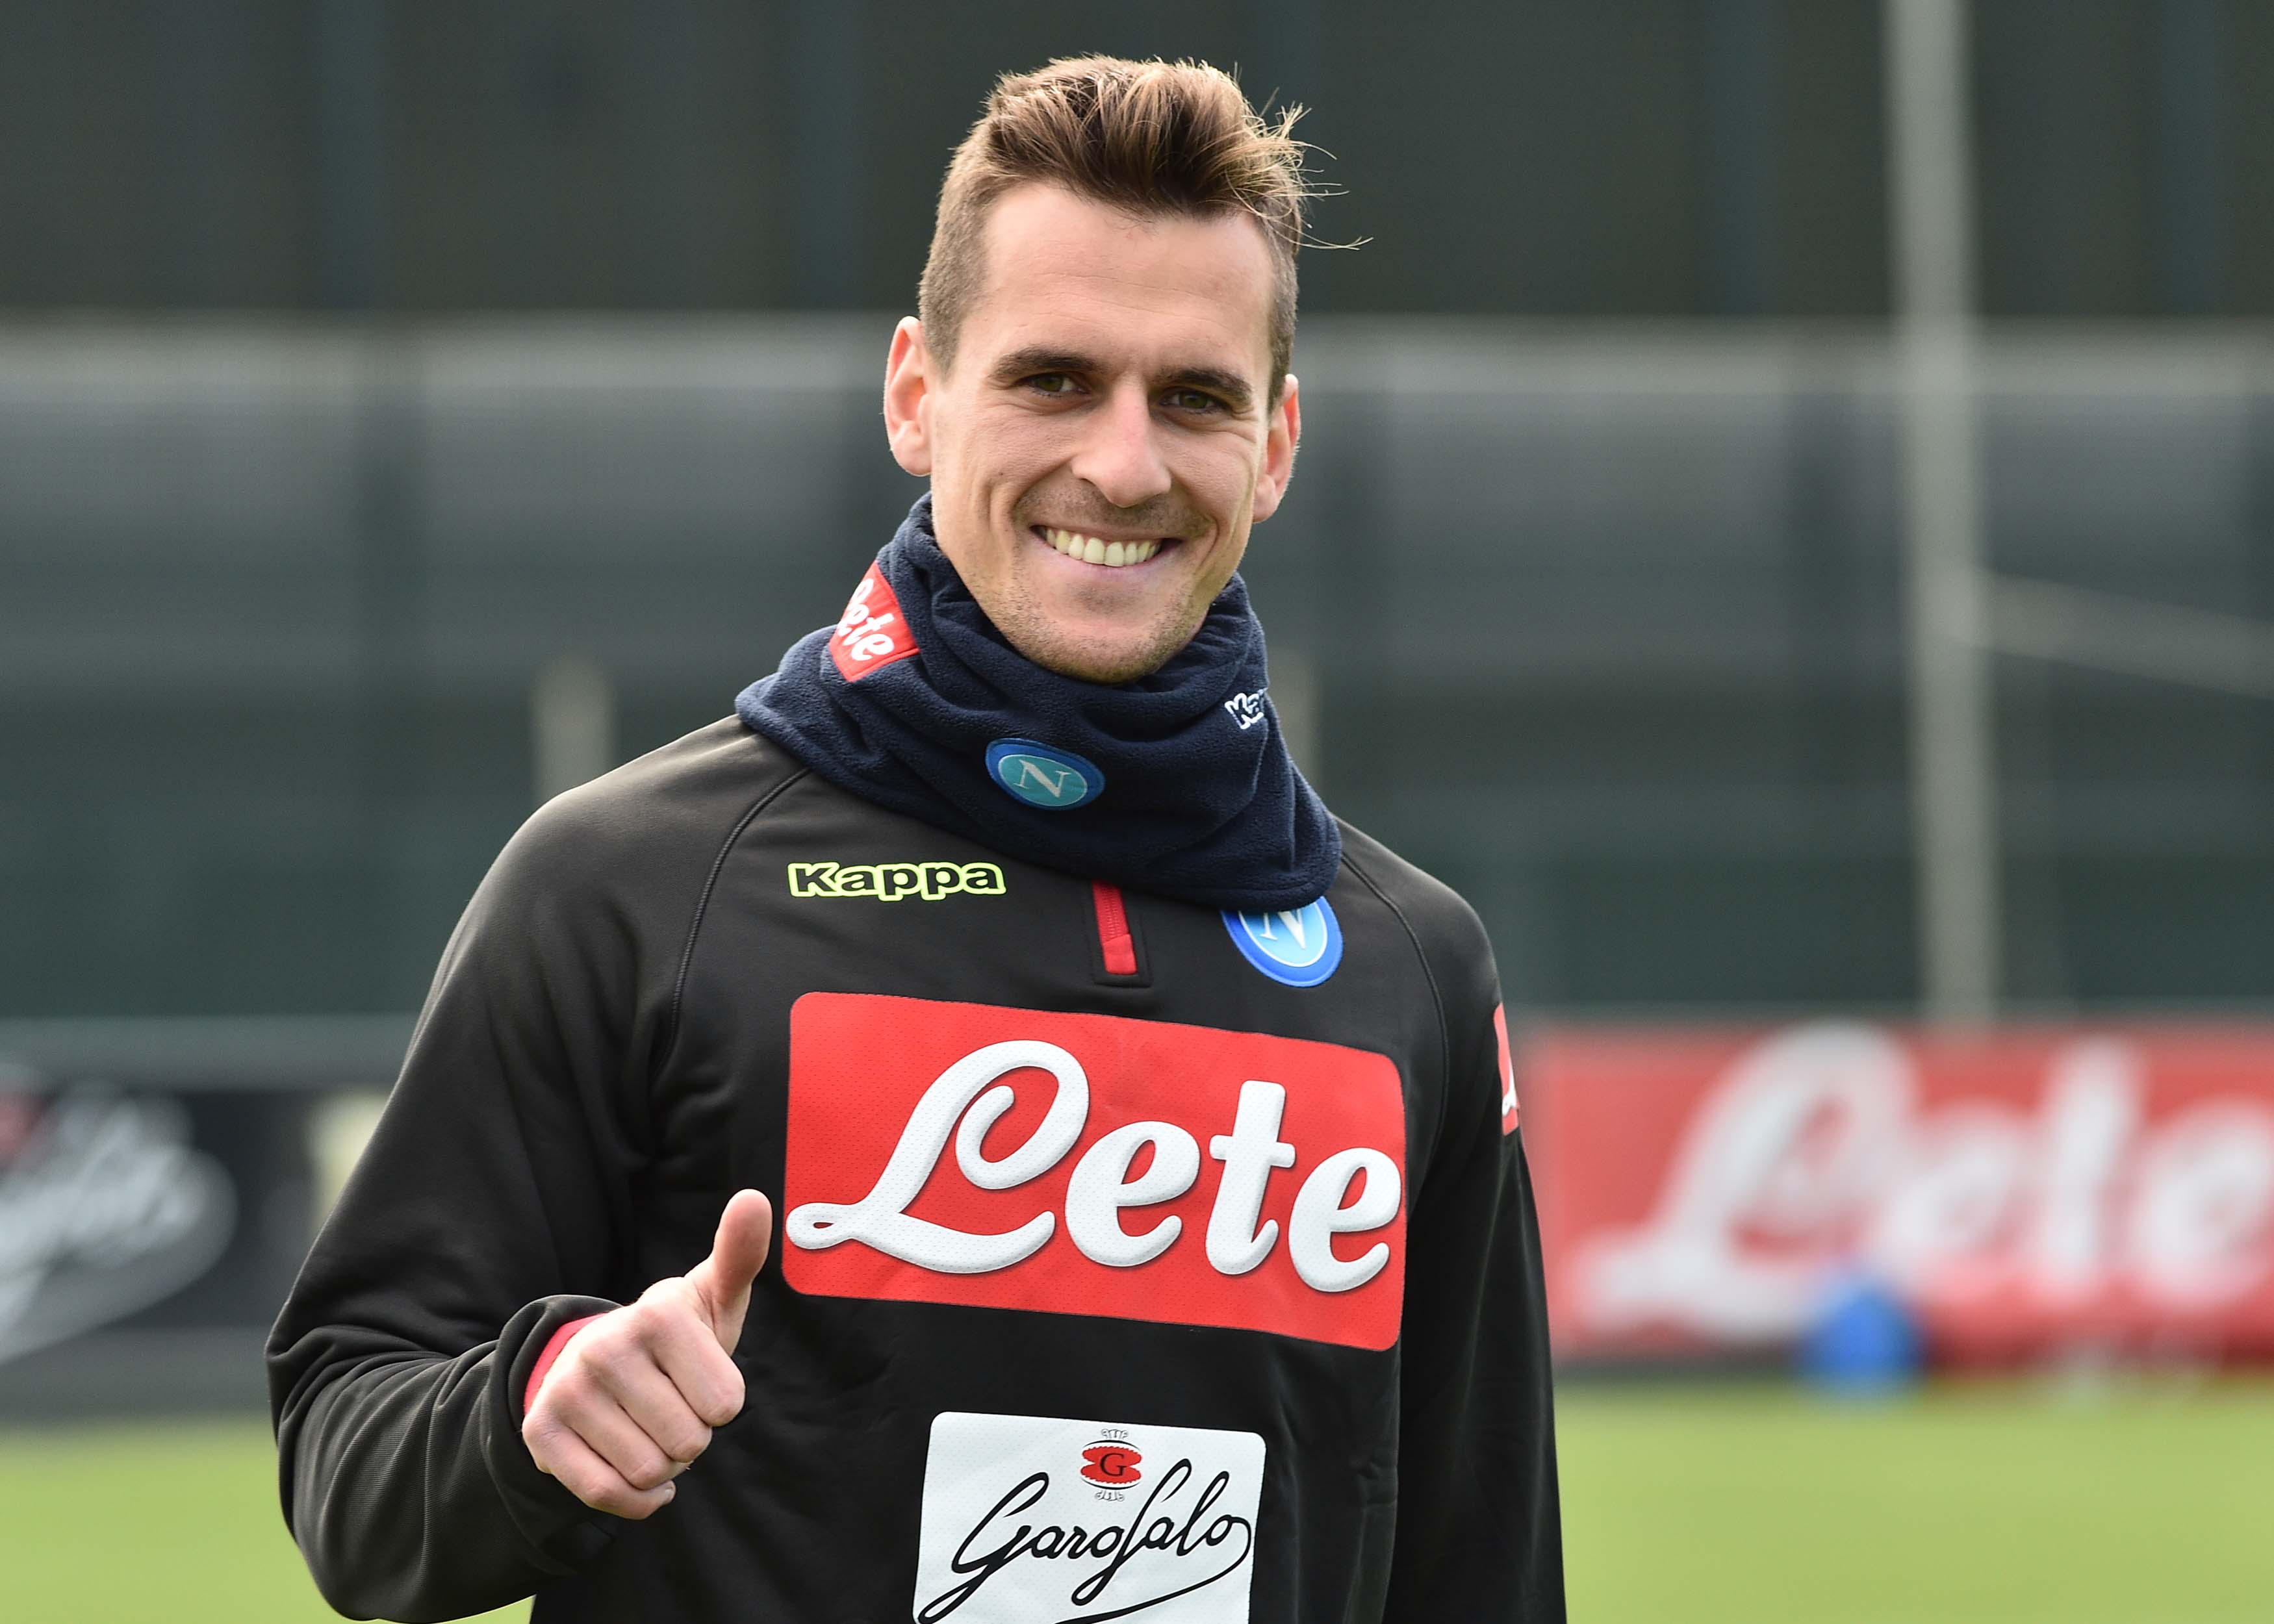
[1067,383,1173,511]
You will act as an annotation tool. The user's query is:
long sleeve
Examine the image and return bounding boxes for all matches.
[1381,920,1565,1619]
[266,784,685,1621]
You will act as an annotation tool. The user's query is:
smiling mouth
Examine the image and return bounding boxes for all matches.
[1032,525,1172,569]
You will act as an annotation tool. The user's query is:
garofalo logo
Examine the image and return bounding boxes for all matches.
[788,861,1007,902]
[913,1412,1263,1624]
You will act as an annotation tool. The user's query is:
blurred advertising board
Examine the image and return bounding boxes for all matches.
[1525,1022,2274,1365]
[0,1081,241,1364]
[0,1018,407,1414]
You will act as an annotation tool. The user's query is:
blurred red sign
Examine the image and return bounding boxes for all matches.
[1525,1023,2274,1364]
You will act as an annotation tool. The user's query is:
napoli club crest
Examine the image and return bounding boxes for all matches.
[984,739,1105,811]
[1221,897,1342,988]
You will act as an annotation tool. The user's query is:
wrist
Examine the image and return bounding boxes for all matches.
[521,1313,606,1415]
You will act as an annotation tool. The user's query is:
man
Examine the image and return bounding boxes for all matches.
[270,57,1563,1623]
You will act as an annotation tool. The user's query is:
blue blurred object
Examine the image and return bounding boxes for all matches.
[1798,1269,1924,1394]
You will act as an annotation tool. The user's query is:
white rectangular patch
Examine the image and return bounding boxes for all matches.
[913,1410,1264,1624]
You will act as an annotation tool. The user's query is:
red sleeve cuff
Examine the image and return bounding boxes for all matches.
[522,1313,605,1416]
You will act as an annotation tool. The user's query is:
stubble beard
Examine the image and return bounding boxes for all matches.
[982,566,1210,685]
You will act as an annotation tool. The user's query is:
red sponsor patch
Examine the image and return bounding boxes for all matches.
[782,993,1407,1350]
[828,563,918,682]
[1495,1003,1519,1135]
[1080,1443,1142,1487]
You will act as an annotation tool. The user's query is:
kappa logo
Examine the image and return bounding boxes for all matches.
[1222,689,1268,731]
[1219,687,1273,732]
[788,860,1007,902]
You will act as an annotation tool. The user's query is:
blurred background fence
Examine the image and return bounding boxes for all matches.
[10,320,2274,1024]
[8,0,2274,321]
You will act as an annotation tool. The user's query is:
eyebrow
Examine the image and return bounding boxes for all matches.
[987,346,1257,415]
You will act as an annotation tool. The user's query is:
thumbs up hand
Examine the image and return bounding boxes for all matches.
[681,1187,773,1355]
[522,1190,774,1519]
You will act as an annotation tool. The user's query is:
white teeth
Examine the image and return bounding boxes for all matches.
[1041,527,1164,568]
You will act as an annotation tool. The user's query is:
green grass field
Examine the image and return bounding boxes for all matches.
[3,1378,2269,1623]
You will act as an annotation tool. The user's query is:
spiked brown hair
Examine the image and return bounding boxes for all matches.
[917,57,1310,401]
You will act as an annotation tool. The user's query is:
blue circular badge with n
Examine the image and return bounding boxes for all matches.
[985,738,1105,811]
[1221,896,1343,987]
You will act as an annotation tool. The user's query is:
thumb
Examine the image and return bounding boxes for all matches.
[684,1188,773,1353]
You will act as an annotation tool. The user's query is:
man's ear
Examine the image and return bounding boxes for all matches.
[1248,373,1301,522]
[882,317,934,476]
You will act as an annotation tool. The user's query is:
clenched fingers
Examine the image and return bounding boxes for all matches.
[629,1281,747,1428]
[524,1417,676,1521]
[585,1342,717,1466]
[579,1395,685,1495]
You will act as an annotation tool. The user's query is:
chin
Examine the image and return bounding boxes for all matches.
[1023,637,1170,685]
[1006,609,1195,685]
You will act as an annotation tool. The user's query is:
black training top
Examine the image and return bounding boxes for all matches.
[267,718,1564,1623]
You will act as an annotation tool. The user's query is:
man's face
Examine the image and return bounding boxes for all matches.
[884,183,1300,683]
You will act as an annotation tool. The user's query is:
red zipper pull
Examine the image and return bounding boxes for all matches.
[1091,882,1139,977]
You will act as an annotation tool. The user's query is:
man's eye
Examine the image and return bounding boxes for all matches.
[1026,374,1079,396]
[1166,389,1223,414]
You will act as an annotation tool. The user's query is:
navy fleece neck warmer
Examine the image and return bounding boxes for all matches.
[735,496,1340,911]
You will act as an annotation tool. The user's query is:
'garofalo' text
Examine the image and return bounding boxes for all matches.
[913,1414,1264,1624]
[919,1455,1252,1622]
